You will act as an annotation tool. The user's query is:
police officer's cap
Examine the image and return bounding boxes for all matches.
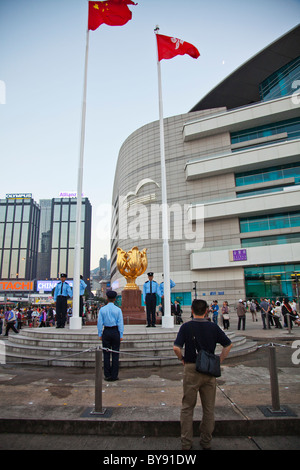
[147,272,154,276]
[106,290,117,299]
[60,273,67,278]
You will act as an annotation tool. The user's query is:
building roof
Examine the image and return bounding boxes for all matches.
[190,24,300,112]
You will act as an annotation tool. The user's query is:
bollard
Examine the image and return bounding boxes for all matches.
[268,344,281,412]
[287,313,292,334]
[92,348,106,415]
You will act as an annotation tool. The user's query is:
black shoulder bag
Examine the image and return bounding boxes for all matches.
[193,334,221,378]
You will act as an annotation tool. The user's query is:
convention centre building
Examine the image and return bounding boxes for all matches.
[110,24,300,307]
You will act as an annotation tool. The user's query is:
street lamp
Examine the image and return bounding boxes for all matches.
[193,281,198,299]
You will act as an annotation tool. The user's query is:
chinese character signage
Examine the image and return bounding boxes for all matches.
[229,249,247,262]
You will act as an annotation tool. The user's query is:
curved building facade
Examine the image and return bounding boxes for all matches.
[111,24,300,307]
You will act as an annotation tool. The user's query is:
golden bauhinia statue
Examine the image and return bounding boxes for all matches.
[117,246,148,290]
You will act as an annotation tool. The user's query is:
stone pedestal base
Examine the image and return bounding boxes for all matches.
[121,289,146,325]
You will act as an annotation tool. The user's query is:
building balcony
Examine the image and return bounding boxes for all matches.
[185,139,300,181]
[188,186,300,222]
[183,95,299,142]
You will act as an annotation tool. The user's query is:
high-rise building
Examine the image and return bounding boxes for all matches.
[0,194,40,280]
[37,197,92,285]
[110,25,300,306]
[0,194,92,297]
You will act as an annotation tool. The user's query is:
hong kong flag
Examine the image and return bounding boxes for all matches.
[88,0,137,30]
[156,33,200,61]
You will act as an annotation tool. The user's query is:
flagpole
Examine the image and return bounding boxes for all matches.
[70,27,90,330]
[154,26,174,329]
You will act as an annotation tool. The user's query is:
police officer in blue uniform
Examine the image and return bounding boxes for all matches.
[54,273,73,328]
[97,290,124,381]
[160,277,176,315]
[143,272,160,327]
[79,275,87,324]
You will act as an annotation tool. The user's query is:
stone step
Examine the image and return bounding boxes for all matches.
[3,326,257,367]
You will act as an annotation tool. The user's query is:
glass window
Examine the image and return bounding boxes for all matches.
[70,204,76,221]
[20,223,28,248]
[50,250,59,278]
[0,224,4,248]
[1,250,10,278]
[60,222,68,248]
[12,223,21,248]
[240,211,300,233]
[10,250,19,278]
[18,250,26,278]
[81,203,85,222]
[59,249,67,274]
[242,233,300,247]
[245,263,300,300]
[0,206,6,223]
[22,205,30,222]
[6,205,14,222]
[52,223,60,248]
[14,205,22,222]
[68,222,76,247]
[236,163,300,187]
[53,204,61,221]
[61,204,69,222]
[68,249,74,275]
[4,223,12,248]
[259,56,300,101]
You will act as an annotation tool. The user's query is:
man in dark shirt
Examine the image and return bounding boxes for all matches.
[173,299,232,450]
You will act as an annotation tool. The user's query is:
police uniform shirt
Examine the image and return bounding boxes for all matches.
[80,279,87,296]
[97,303,124,339]
[160,280,176,296]
[143,279,160,303]
[54,281,73,300]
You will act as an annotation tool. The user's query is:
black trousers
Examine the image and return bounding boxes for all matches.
[5,321,18,336]
[146,293,157,326]
[102,327,120,380]
[56,296,68,328]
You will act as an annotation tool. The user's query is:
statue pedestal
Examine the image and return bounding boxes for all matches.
[121,289,146,325]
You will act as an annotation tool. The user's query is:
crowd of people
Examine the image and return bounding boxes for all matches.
[203,297,300,331]
[0,303,100,336]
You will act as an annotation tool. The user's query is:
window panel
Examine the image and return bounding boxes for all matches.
[20,223,29,248]
[52,223,60,248]
[1,250,10,278]
[12,223,21,248]
[4,223,12,248]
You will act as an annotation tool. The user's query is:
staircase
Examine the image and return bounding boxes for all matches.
[3,325,257,368]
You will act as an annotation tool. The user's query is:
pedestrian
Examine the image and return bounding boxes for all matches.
[173,299,232,450]
[272,301,283,329]
[97,290,124,382]
[260,297,271,329]
[53,273,73,329]
[39,308,47,327]
[211,300,219,324]
[237,299,246,330]
[174,300,183,324]
[4,308,19,336]
[282,298,299,329]
[221,301,230,329]
[160,276,175,316]
[79,275,87,325]
[250,299,258,322]
[143,272,160,327]
[0,309,4,335]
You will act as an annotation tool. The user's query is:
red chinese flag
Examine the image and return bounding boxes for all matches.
[88,0,137,30]
[156,34,200,61]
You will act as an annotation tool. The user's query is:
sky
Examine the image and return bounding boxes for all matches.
[1,0,300,270]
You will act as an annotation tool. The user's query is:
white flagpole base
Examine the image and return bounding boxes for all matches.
[162,315,174,329]
[69,316,82,330]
